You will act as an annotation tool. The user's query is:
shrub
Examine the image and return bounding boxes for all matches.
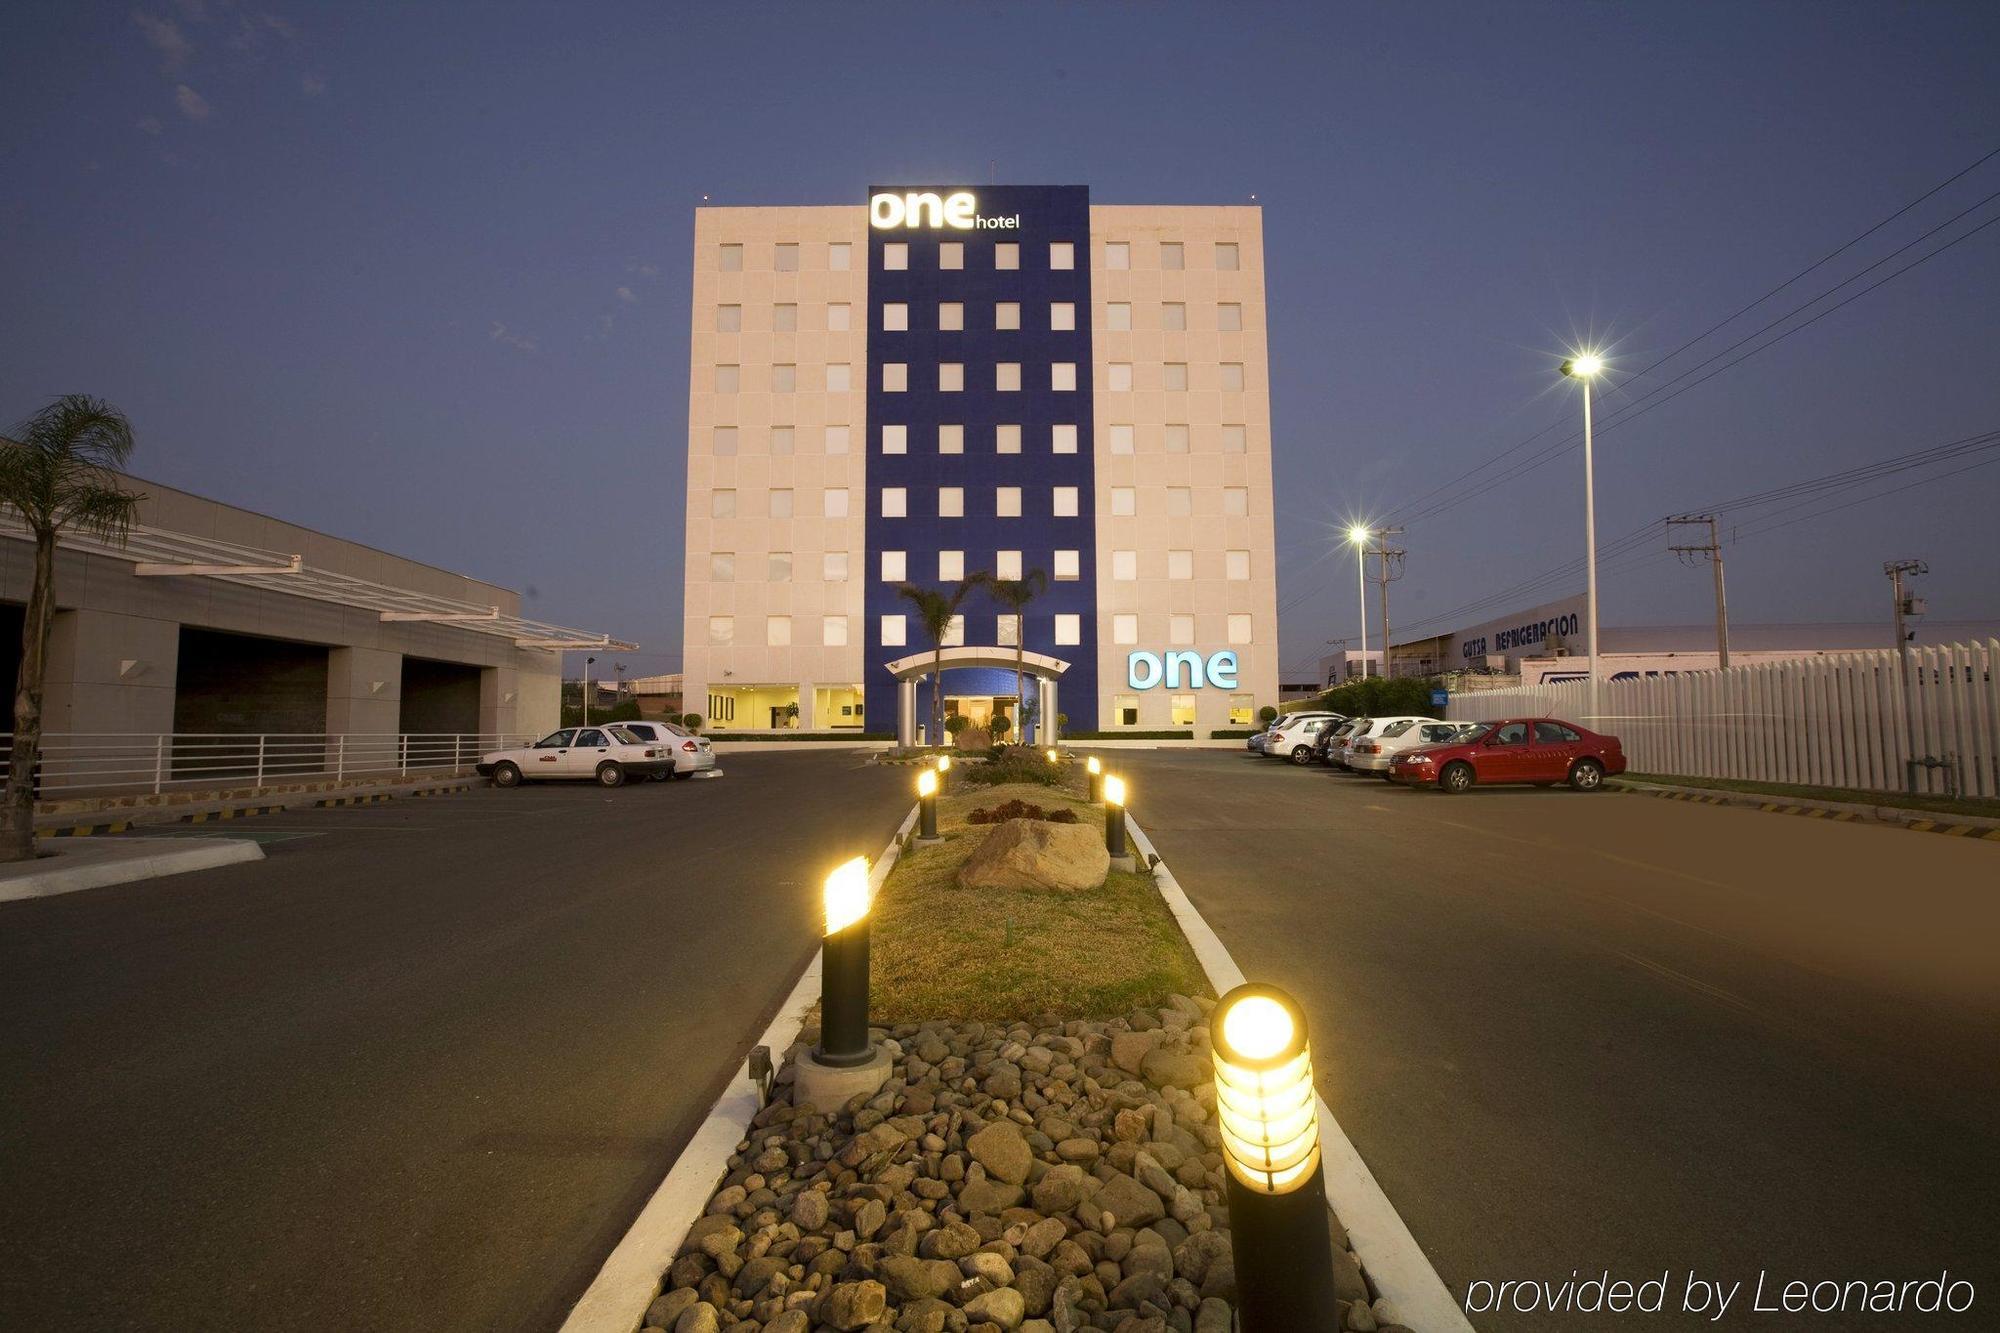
[1210,728,1260,738]
[966,799,1079,825]
[681,713,703,730]
[945,714,969,738]
[989,714,1013,740]
[966,752,1065,787]
[1059,729,1193,740]
[1310,676,1442,719]
[1258,705,1279,724]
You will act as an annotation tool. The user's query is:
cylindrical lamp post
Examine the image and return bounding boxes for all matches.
[1103,774,1128,860]
[935,752,951,795]
[816,857,876,1069]
[1086,755,1102,802]
[1212,983,1339,1331]
[917,767,940,842]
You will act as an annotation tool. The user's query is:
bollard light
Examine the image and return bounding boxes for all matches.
[1102,774,1128,859]
[935,752,951,794]
[1045,747,1059,764]
[1210,983,1338,1331]
[1086,755,1102,802]
[917,767,940,841]
[816,857,876,1068]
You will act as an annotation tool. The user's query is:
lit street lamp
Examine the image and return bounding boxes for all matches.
[917,767,941,842]
[816,857,875,1068]
[935,752,951,794]
[1086,755,1102,802]
[1561,352,1605,719]
[1102,773,1129,864]
[1347,526,1371,679]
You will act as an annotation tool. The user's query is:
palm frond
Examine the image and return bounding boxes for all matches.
[54,481,143,544]
[17,395,135,470]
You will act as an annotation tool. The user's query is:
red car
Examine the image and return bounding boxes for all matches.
[1388,717,1625,793]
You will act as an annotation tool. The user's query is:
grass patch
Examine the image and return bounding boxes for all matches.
[869,775,1210,1022]
[1625,772,2000,821]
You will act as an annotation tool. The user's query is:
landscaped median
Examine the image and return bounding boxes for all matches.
[629,753,1419,1333]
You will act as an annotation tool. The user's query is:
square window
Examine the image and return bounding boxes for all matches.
[1165,423,1190,453]
[1113,613,1139,645]
[1116,696,1140,727]
[1168,487,1192,516]
[995,302,1021,330]
[1222,423,1248,453]
[774,304,797,332]
[1109,424,1134,455]
[1052,424,1079,454]
[1105,241,1130,270]
[708,615,734,645]
[827,364,852,392]
[883,363,907,392]
[775,243,799,272]
[1221,362,1246,391]
[1161,241,1184,270]
[1111,486,1136,516]
[766,615,791,646]
[773,364,796,393]
[712,489,736,518]
[1108,363,1132,391]
[1051,362,1077,391]
[996,362,1021,392]
[716,364,740,393]
[1054,549,1080,580]
[823,615,848,647]
[942,614,965,647]
[995,486,1021,517]
[1228,614,1253,645]
[882,424,908,454]
[1163,302,1186,331]
[768,551,792,580]
[939,301,964,330]
[769,488,794,518]
[939,363,964,392]
[1168,549,1194,579]
[710,552,734,581]
[883,242,908,270]
[1049,241,1075,270]
[1050,301,1076,330]
[713,426,738,456]
[828,303,852,331]
[938,550,964,581]
[770,425,795,455]
[1216,242,1240,270]
[1225,487,1249,515]
[995,242,1019,270]
[828,242,851,271]
[1165,362,1188,391]
[1053,486,1079,517]
[1170,694,1197,726]
[823,551,850,581]
[882,302,909,331]
[1107,302,1132,331]
[938,424,964,454]
[1170,614,1195,645]
[1112,550,1137,580]
[939,486,964,518]
[938,241,964,270]
[882,487,907,518]
[996,549,1022,580]
[1227,549,1252,580]
[716,304,741,332]
[880,614,906,646]
[1230,693,1255,725]
[826,424,851,454]
[1054,613,1081,645]
[1219,302,1243,331]
[823,488,849,518]
[995,424,1022,454]
[996,614,1019,647]
[718,244,743,272]
[881,550,906,582]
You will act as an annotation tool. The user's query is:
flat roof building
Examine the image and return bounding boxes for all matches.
[681,186,1280,743]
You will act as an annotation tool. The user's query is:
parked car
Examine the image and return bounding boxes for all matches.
[1265,711,1346,764]
[612,720,717,779]
[1388,717,1626,793]
[1344,716,1445,774]
[477,727,674,788]
[1317,717,1368,766]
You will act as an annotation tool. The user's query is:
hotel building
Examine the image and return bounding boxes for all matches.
[680,186,1279,743]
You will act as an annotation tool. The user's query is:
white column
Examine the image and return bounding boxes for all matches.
[897,678,916,748]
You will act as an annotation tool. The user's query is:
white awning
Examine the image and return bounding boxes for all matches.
[0,514,635,652]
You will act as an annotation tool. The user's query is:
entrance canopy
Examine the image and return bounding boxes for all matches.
[882,646,1070,679]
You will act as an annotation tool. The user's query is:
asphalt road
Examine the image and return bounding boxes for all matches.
[1104,749,2000,1331]
[0,751,910,1333]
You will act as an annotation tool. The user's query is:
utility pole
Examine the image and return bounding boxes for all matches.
[1884,559,1928,793]
[1371,527,1406,681]
[1667,515,1731,670]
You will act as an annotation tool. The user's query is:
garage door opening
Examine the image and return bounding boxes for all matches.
[172,627,329,778]
[0,603,21,728]
[398,657,481,737]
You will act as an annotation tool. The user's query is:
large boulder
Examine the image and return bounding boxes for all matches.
[956,818,1109,893]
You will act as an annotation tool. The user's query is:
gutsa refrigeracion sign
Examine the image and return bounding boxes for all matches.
[869,190,1022,230]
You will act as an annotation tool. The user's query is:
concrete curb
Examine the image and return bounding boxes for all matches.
[32,778,481,837]
[556,801,923,1333]
[0,836,266,904]
[1125,815,1476,1333]
[1609,778,2000,842]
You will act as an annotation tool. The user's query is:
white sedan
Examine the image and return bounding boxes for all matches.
[610,720,718,778]
[478,727,675,788]
[1343,716,1445,773]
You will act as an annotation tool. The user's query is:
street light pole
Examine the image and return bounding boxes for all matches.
[1351,532,1369,679]
[1885,558,1928,792]
[1562,355,1605,719]
[1668,514,1730,670]
[583,654,596,726]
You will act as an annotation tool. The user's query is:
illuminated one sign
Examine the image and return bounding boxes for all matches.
[869,190,1021,231]
[1127,650,1240,691]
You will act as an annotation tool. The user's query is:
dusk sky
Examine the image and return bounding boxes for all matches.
[4,1,1996,679]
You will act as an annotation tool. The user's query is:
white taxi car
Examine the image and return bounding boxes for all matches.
[611,720,718,779]
[478,727,674,788]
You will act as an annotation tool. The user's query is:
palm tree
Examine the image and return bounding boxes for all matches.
[987,568,1049,742]
[896,573,988,746]
[0,396,142,862]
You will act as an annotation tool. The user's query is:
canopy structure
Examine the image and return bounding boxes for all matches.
[882,645,1070,747]
[0,513,635,652]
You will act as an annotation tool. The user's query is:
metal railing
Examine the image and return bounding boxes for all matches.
[0,733,533,800]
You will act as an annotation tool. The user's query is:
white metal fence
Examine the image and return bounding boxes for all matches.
[1447,640,2000,799]
[0,733,532,799]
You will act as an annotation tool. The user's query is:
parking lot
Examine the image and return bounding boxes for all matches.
[0,750,910,1333]
[1101,746,2000,1331]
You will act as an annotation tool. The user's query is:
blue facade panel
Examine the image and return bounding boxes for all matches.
[863,186,1098,736]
